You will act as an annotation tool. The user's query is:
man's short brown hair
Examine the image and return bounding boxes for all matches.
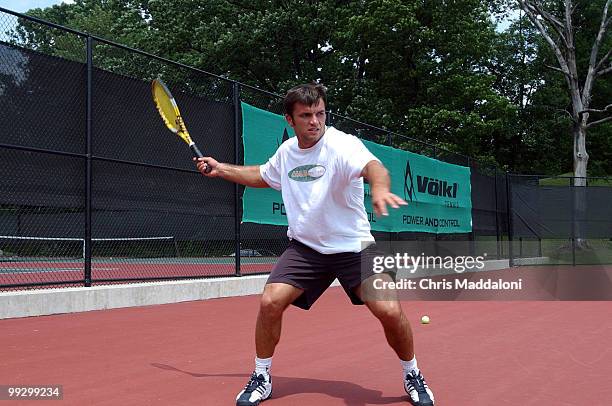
[283,83,327,117]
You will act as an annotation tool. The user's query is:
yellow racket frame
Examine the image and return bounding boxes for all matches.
[151,79,207,164]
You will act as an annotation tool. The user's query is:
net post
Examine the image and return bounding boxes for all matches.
[233,81,242,277]
[172,236,180,258]
[84,36,93,287]
[538,237,542,257]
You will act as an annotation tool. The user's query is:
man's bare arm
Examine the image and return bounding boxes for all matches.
[195,157,269,188]
[361,160,407,216]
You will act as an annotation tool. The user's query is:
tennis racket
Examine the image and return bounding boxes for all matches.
[151,78,211,173]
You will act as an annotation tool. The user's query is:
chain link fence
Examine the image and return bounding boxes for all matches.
[1,8,610,291]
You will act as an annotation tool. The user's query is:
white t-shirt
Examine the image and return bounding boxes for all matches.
[259,126,379,254]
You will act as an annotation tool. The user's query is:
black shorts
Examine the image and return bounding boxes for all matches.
[266,239,391,310]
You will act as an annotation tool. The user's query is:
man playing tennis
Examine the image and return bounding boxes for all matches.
[195,83,435,406]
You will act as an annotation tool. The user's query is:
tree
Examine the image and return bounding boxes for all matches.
[517,0,611,185]
[490,12,575,175]
[8,1,524,171]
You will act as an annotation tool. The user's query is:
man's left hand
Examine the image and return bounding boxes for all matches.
[371,190,407,217]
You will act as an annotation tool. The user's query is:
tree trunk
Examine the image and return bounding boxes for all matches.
[573,124,589,186]
[573,123,589,249]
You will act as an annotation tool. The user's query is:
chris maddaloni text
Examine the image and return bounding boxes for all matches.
[373,278,524,290]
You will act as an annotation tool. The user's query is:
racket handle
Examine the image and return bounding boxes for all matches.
[190,143,204,158]
[190,144,212,173]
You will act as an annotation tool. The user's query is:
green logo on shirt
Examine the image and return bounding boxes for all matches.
[288,164,326,182]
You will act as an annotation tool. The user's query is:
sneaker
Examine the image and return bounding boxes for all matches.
[236,372,272,406]
[404,370,434,406]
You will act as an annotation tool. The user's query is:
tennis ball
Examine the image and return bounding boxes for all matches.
[420,315,430,324]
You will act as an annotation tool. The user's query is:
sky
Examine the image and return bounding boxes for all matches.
[0,0,72,13]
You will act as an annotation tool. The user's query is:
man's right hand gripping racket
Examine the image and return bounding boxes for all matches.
[151,78,211,173]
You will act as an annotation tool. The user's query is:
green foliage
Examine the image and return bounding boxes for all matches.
[8,0,610,176]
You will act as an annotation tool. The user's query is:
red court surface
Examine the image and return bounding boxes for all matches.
[2,287,612,405]
[0,260,271,287]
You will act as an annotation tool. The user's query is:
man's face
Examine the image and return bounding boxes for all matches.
[285,99,326,148]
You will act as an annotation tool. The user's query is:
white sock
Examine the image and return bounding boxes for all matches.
[255,356,272,377]
[400,356,419,376]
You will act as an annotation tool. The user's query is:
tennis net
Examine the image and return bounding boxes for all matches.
[0,235,178,261]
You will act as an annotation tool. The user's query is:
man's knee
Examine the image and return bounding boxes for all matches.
[369,301,404,325]
[260,294,287,318]
[259,284,301,318]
